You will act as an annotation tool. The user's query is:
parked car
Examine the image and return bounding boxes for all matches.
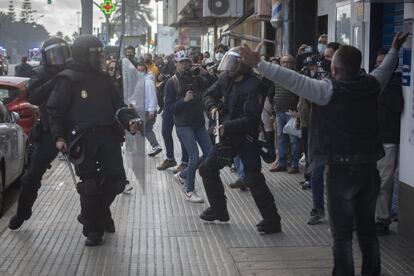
[0,76,38,136]
[0,101,28,215]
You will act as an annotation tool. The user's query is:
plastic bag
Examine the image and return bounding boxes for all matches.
[283,117,302,138]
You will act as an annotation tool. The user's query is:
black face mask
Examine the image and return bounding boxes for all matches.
[321,59,331,72]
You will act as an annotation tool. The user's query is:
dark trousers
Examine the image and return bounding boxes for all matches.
[302,127,311,181]
[199,139,280,221]
[327,163,381,276]
[161,111,188,162]
[75,130,126,235]
[16,129,58,219]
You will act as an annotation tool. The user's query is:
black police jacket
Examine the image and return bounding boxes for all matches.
[46,61,126,141]
[27,65,57,130]
[203,71,265,146]
[308,75,383,168]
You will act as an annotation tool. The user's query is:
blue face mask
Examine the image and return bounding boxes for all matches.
[318,43,327,55]
[138,72,145,77]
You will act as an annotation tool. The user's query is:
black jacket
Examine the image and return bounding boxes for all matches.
[378,72,404,144]
[27,65,57,130]
[46,61,126,141]
[15,63,34,78]
[203,71,264,147]
[309,75,383,169]
[164,73,208,128]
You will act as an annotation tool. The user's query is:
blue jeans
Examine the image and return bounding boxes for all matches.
[311,164,325,210]
[176,126,212,193]
[233,156,245,180]
[161,111,188,163]
[275,112,300,167]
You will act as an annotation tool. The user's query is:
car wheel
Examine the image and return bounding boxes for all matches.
[0,169,4,217]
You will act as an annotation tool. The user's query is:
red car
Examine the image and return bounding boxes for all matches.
[0,76,38,135]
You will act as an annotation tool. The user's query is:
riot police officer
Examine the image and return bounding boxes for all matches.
[8,37,71,230]
[46,35,139,246]
[199,47,282,234]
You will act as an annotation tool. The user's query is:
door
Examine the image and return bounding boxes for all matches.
[0,103,19,186]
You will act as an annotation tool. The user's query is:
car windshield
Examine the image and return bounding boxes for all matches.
[0,86,20,105]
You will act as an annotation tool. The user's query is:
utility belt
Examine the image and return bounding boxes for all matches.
[328,153,381,165]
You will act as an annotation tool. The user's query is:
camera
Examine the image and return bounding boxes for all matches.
[304,46,313,54]
[184,66,200,76]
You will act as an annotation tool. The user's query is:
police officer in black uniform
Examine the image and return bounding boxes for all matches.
[8,37,71,230]
[199,47,282,234]
[46,35,139,246]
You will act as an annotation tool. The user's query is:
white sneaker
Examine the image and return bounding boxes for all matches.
[185,191,204,203]
[174,172,185,185]
[148,145,162,157]
[123,183,133,193]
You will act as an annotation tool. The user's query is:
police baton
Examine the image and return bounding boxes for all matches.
[62,152,78,187]
[214,110,220,145]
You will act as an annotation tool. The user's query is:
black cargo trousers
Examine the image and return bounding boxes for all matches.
[199,138,281,222]
[74,127,126,236]
[16,128,59,219]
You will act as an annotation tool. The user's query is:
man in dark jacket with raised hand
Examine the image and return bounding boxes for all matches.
[8,37,71,230]
[199,47,282,234]
[375,49,404,236]
[46,35,140,246]
[240,32,409,276]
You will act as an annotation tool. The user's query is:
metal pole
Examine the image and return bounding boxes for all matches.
[81,0,93,34]
[121,0,126,35]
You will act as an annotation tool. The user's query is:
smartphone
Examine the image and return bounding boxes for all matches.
[304,46,313,54]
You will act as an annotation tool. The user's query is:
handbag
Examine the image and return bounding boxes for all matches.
[283,117,302,138]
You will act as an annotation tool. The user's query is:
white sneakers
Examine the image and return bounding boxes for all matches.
[148,145,162,157]
[123,182,133,193]
[174,172,185,185]
[185,191,204,203]
[173,172,204,203]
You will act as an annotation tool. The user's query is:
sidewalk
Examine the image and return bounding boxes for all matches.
[0,122,413,275]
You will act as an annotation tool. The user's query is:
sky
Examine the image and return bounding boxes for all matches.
[0,0,161,38]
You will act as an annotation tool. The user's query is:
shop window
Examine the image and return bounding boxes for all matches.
[336,3,351,45]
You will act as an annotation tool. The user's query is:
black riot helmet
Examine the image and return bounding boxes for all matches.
[71,35,106,71]
[217,46,251,77]
[41,37,71,68]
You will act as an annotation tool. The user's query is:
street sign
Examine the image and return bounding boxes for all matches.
[100,0,116,15]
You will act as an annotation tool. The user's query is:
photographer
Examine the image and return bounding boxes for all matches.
[199,47,282,234]
[164,47,211,203]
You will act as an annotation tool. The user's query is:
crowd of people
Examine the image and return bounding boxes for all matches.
[5,30,409,276]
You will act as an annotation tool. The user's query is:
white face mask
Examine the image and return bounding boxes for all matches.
[215,52,224,61]
[318,43,327,55]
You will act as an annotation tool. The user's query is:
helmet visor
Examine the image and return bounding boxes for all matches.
[44,43,71,66]
[217,51,240,72]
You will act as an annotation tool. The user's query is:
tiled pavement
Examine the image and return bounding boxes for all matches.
[0,121,414,276]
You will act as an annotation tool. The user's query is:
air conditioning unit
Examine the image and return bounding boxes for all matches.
[203,0,243,18]
[254,0,271,19]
